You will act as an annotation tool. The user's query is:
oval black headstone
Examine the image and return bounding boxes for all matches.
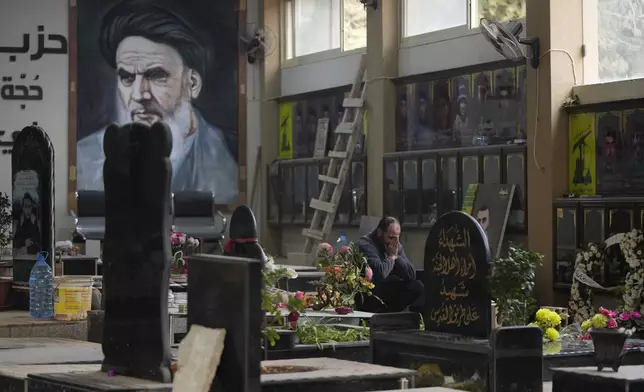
[11,125,54,265]
[423,211,492,338]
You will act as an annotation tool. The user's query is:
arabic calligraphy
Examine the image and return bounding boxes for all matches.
[429,302,480,327]
[432,252,477,279]
[437,225,471,252]
[0,25,68,62]
[439,279,470,300]
[1,74,42,102]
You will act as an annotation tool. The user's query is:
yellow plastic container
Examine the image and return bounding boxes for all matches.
[53,276,94,321]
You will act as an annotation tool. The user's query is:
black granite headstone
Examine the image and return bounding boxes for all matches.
[423,211,492,338]
[187,254,262,392]
[101,122,173,382]
[491,326,543,391]
[224,205,268,263]
[11,125,54,270]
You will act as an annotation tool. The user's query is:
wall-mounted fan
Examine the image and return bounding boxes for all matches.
[480,18,540,69]
[240,26,277,64]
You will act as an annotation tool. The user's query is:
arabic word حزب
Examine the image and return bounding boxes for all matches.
[0,25,68,62]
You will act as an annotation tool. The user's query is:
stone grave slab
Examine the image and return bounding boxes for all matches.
[552,365,644,392]
[101,122,173,382]
[11,125,55,280]
[0,364,100,391]
[0,338,102,364]
[27,371,171,391]
[423,211,492,338]
[260,357,416,392]
[188,254,263,392]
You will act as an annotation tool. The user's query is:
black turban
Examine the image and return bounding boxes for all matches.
[99,0,212,80]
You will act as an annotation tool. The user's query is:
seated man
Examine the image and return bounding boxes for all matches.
[357,216,424,313]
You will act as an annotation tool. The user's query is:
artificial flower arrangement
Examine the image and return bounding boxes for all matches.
[310,242,375,314]
[568,242,605,324]
[169,230,200,276]
[619,229,644,312]
[580,307,643,340]
[529,308,564,342]
[262,256,307,346]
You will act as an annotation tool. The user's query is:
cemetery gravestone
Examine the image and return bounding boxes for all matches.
[423,211,492,338]
[11,125,55,278]
[224,205,268,263]
[188,254,262,392]
[101,122,173,382]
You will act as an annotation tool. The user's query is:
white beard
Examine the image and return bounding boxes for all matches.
[115,98,193,170]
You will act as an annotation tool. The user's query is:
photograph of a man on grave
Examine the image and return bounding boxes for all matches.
[474,205,490,234]
[74,0,239,204]
[12,169,42,256]
[356,217,424,313]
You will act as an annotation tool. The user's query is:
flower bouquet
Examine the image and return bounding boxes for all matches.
[311,242,375,313]
[580,307,644,371]
[169,230,200,282]
[529,308,564,342]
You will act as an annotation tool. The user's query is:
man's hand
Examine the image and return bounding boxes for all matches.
[387,238,400,259]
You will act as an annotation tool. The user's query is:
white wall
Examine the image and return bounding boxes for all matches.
[280,53,363,96]
[0,0,70,238]
[0,0,263,241]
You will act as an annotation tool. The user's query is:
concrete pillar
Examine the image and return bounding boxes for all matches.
[526,0,583,304]
[364,0,399,217]
[259,0,282,255]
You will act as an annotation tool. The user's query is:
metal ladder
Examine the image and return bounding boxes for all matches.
[301,54,367,254]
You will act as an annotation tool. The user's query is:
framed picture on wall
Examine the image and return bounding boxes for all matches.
[451,74,472,147]
[69,0,246,208]
[395,84,412,151]
[414,82,432,150]
[431,79,452,148]
[596,111,625,195]
[623,109,644,192]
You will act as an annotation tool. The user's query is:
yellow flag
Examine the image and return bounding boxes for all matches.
[278,103,294,159]
[569,113,596,195]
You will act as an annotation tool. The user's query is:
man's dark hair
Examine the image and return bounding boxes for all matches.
[22,193,34,205]
[99,0,212,81]
[377,216,399,231]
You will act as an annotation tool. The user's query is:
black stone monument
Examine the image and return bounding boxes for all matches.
[187,254,262,392]
[11,125,55,280]
[100,122,173,382]
[423,210,492,338]
[224,205,268,263]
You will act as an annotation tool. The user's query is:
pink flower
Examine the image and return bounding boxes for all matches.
[609,311,619,318]
[632,311,642,319]
[295,291,305,300]
[318,243,333,254]
[607,318,618,328]
[599,307,611,316]
[365,267,373,282]
[338,245,350,254]
[278,303,285,308]
[620,313,631,321]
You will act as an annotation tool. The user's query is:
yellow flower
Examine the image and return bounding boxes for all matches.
[545,327,559,342]
[546,311,561,327]
[581,320,591,331]
[591,313,608,328]
[535,308,549,322]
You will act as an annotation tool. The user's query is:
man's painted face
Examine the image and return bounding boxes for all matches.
[115,36,192,126]
[459,100,467,116]
[476,209,490,231]
[399,99,407,119]
[418,98,427,119]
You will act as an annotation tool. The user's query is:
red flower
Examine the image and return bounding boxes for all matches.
[289,321,297,329]
[365,267,373,282]
[295,291,305,300]
[287,311,299,322]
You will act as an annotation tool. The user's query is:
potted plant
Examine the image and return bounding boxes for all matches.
[262,257,304,349]
[580,307,643,371]
[489,246,543,326]
[312,242,375,313]
[169,230,199,282]
[0,192,11,259]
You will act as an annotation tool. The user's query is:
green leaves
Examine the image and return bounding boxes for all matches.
[489,246,543,326]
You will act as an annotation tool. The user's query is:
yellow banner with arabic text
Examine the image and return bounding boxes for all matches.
[569,113,596,195]
[278,103,294,159]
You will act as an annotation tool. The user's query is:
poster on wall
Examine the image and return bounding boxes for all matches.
[0,0,69,204]
[278,103,294,160]
[451,75,472,147]
[596,111,624,195]
[568,113,596,195]
[623,109,644,192]
[396,84,412,151]
[414,82,432,150]
[74,0,240,204]
[431,79,452,148]
[471,71,494,145]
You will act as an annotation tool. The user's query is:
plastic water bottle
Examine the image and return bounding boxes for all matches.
[29,251,54,319]
[336,232,349,250]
